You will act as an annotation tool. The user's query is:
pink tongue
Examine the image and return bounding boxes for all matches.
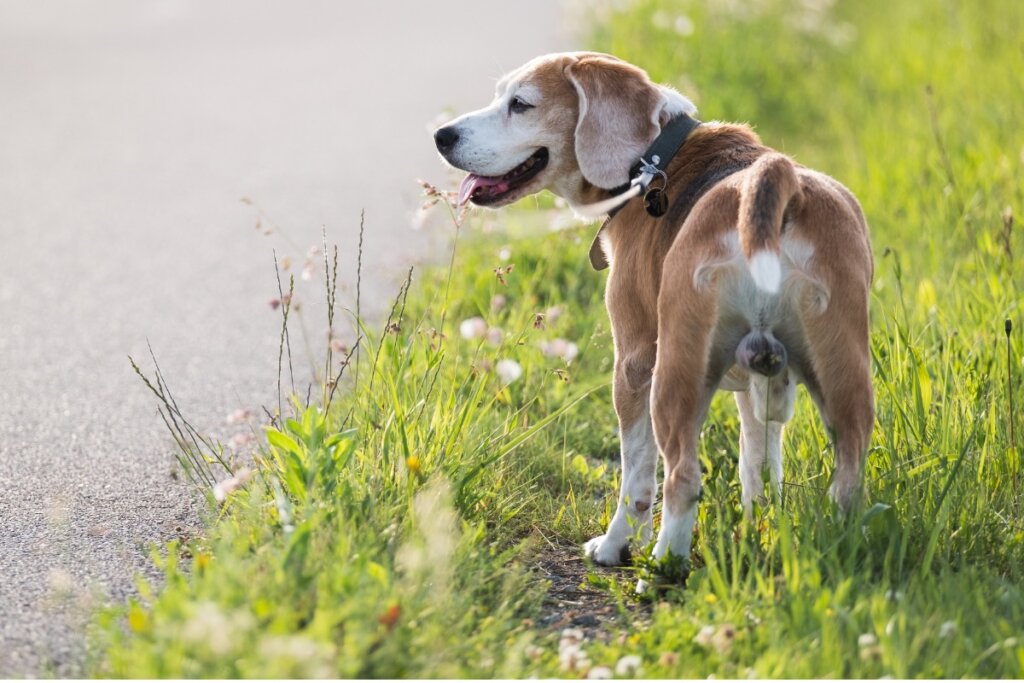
[458,173,508,206]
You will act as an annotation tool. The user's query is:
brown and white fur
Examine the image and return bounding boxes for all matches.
[434,52,874,586]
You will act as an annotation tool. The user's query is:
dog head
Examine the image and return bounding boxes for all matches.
[434,52,696,209]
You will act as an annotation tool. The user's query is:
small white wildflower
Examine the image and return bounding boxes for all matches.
[490,294,507,312]
[560,628,584,646]
[496,359,523,384]
[225,408,252,424]
[182,602,253,656]
[545,305,564,324]
[213,467,253,503]
[558,636,589,672]
[300,263,314,281]
[259,635,335,678]
[540,338,579,362]
[485,326,503,346]
[858,632,882,662]
[938,621,957,639]
[459,316,487,340]
[615,654,643,677]
[498,246,512,262]
[588,665,613,679]
[674,15,695,35]
[711,624,737,653]
[694,625,716,648]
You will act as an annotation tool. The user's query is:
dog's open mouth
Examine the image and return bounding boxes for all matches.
[457,148,549,206]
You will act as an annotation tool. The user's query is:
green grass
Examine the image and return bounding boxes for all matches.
[94,0,1023,677]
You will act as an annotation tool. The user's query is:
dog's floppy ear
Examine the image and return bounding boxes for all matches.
[567,55,672,189]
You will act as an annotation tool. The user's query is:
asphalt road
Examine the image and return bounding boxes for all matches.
[0,2,572,675]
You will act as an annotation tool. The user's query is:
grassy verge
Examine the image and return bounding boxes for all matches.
[95,0,1023,677]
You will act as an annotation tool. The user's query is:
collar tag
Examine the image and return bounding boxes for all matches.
[633,157,667,191]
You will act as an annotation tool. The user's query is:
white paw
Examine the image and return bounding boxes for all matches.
[583,534,629,566]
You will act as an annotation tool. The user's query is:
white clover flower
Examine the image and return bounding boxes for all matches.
[182,602,253,656]
[560,627,584,648]
[225,408,252,424]
[213,467,253,503]
[545,305,564,324]
[259,635,335,678]
[486,326,504,346]
[858,633,878,648]
[496,359,523,384]
[459,316,487,340]
[541,338,579,362]
[490,294,507,312]
[587,665,613,679]
[615,654,643,677]
[498,246,512,262]
[559,645,589,672]
[711,624,737,653]
[858,632,882,662]
[674,15,695,35]
[694,625,716,648]
[557,630,589,672]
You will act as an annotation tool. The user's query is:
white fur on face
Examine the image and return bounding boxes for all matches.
[438,62,557,177]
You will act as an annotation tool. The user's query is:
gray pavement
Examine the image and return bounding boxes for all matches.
[0,2,572,675]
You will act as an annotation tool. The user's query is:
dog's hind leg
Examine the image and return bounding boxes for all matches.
[584,345,658,566]
[643,286,722,590]
[735,381,790,515]
[801,290,874,512]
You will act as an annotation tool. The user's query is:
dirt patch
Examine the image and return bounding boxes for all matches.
[528,543,651,643]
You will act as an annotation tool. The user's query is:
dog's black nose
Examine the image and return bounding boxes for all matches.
[434,126,460,153]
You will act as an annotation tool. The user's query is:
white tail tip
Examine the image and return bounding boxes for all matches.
[748,250,781,293]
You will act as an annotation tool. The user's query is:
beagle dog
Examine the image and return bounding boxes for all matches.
[434,52,873,585]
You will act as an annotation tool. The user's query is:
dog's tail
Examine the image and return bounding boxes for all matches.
[737,153,802,294]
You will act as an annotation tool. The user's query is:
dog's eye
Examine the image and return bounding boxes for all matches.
[509,96,534,115]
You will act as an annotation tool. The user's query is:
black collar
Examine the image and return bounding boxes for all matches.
[606,113,702,218]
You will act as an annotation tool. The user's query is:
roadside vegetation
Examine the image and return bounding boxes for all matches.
[95,0,1023,676]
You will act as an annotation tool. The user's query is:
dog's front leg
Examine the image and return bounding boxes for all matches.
[584,355,658,566]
